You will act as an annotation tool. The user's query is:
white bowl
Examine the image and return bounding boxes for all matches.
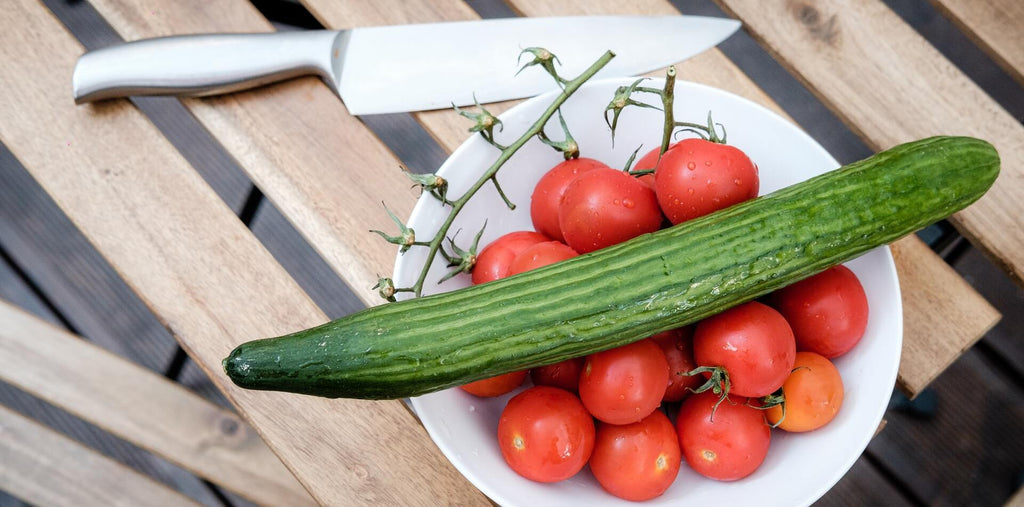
[394,78,901,507]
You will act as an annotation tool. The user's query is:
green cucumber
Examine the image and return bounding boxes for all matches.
[223,136,998,400]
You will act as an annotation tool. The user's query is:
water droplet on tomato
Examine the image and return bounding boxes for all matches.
[613,199,620,205]
[734,178,742,186]
[622,198,634,208]
[687,161,696,170]
[705,160,713,166]
[688,188,695,195]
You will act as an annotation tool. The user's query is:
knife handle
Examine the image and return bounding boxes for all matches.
[72,31,346,104]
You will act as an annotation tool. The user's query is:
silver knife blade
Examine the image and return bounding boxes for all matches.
[72,16,740,115]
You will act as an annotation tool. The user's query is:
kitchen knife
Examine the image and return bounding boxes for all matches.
[72,16,740,115]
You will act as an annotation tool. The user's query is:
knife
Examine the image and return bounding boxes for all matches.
[72,16,740,116]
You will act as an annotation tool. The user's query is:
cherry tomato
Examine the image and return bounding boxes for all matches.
[507,241,578,276]
[767,265,869,358]
[530,157,608,242]
[460,370,528,397]
[765,351,844,432]
[676,391,770,481]
[634,144,674,173]
[653,138,758,225]
[497,386,595,483]
[650,327,701,402]
[632,144,678,189]
[578,339,669,425]
[693,301,796,398]
[558,168,663,254]
[472,231,550,285]
[589,410,681,502]
[531,357,585,394]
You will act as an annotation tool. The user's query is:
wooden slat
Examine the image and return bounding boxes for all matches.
[0,299,315,506]
[302,0,999,395]
[889,235,999,393]
[0,405,198,507]
[0,1,483,505]
[716,0,1024,287]
[928,0,1024,85]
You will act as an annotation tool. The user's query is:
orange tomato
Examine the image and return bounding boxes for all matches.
[766,351,844,432]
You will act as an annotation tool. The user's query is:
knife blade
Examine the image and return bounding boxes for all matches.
[72,16,740,115]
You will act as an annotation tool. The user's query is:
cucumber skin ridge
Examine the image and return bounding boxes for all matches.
[223,136,999,400]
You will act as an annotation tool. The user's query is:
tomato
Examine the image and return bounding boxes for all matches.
[589,410,681,501]
[578,339,669,425]
[472,231,550,285]
[507,241,578,276]
[497,386,595,483]
[633,144,678,189]
[460,370,528,397]
[693,301,796,398]
[767,265,869,358]
[558,168,663,254]
[676,391,770,481]
[650,327,701,402]
[653,138,758,225]
[765,351,844,432]
[634,144,675,173]
[530,357,585,393]
[530,157,608,242]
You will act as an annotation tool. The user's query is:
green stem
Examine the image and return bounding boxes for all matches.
[410,50,617,297]
[658,67,677,159]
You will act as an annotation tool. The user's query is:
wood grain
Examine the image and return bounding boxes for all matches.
[889,235,999,394]
[301,0,1000,396]
[0,299,315,506]
[0,1,484,504]
[0,405,198,507]
[928,0,1024,85]
[716,0,1024,287]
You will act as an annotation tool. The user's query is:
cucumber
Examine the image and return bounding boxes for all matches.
[223,136,998,400]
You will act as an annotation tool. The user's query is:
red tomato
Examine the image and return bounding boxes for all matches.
[589,410,681,501]
[676,391,770,481]
[693,301,796,398]
[765,351,844,432]
[497,386,595,483]
[634,144,673,173]
[472,231,550,285]
[653,138,758,225]
[530,157,608,242]
[460,370,528,398]
[530,357,585,393]
[633,144,678,189]
[507,241,578,276]
[558,168,663,254]
[578,339,669,425]
[767,265,869,358]
[650,327,701,402]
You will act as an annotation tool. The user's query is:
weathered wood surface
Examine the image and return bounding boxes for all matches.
[0,406,198,507]
[716,0,1024,287]
[0,0,484,505]
[2,0,1019,504]
[0,299,315,506]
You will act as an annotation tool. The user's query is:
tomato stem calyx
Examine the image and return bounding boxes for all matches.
[686,365,733,420]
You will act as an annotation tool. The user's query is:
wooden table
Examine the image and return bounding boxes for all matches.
[1,0,1021,505]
